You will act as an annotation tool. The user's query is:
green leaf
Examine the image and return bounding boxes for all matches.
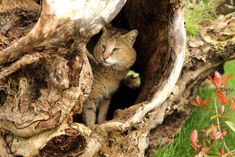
[210,114,221,120]
[225,121,235,132]
[126,70,139,78]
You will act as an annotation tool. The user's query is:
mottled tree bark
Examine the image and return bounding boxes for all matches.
[0,0,234,157]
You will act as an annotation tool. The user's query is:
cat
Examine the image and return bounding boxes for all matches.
[82,27,138,127]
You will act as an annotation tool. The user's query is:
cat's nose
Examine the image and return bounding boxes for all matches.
[102,52,109,60]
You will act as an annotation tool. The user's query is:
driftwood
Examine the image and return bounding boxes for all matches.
[0,0,234,156]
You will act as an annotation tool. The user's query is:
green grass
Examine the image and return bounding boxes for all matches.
[184,0,223,36]
[154,60,235,157]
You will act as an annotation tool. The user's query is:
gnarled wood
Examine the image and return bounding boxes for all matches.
[0,0,234,156]
[0,0,127,156]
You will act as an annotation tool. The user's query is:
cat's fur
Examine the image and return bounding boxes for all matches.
[83,28,138,127]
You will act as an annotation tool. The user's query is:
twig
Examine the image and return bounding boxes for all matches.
[224,150,235,157]
[214,101,230,153]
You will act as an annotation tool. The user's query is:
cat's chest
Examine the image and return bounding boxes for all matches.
[93,64,127,80]
[93,66,127,96]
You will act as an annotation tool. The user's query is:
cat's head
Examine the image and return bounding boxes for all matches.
[94,28,138,70]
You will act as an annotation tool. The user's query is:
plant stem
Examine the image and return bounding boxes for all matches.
[223,150,235,157]
[214,101,221,131]
[214,101,230,152]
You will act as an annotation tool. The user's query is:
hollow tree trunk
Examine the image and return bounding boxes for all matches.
[0,0,234,157]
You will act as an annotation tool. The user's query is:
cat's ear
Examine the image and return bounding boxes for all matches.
[123,29,138,46]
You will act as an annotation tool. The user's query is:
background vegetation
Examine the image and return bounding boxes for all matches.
[184,0,222,36]
[154,60,235,157]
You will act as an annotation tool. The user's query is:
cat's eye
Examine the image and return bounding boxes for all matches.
[113,48,119,52]
[102,45,106,49]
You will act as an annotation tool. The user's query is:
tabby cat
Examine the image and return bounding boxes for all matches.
[83,27,138,127]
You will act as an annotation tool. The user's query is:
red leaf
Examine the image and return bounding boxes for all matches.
[214,71,222,88]
[209,124,218,137]
[231,100,235,110]
[191,130,201,151]
[191,100,200,107]
[216,90,230,105]
[222,130,227,137]
[202,99,211,105]
[204,124,216,136]
[220,105,225,115]
[211,129,227,145]
[191,96,210,108]
[191,95,201,108]
[201,147,210,154]
[221,74,233,85]
[208,75,216,87]
[197,95,201,104]
[208,71,232,89]
[208,75,213,81]
[214,132,224,140]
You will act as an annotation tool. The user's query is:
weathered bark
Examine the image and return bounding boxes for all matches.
[0,0,234,157]
[0,0,128,156]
